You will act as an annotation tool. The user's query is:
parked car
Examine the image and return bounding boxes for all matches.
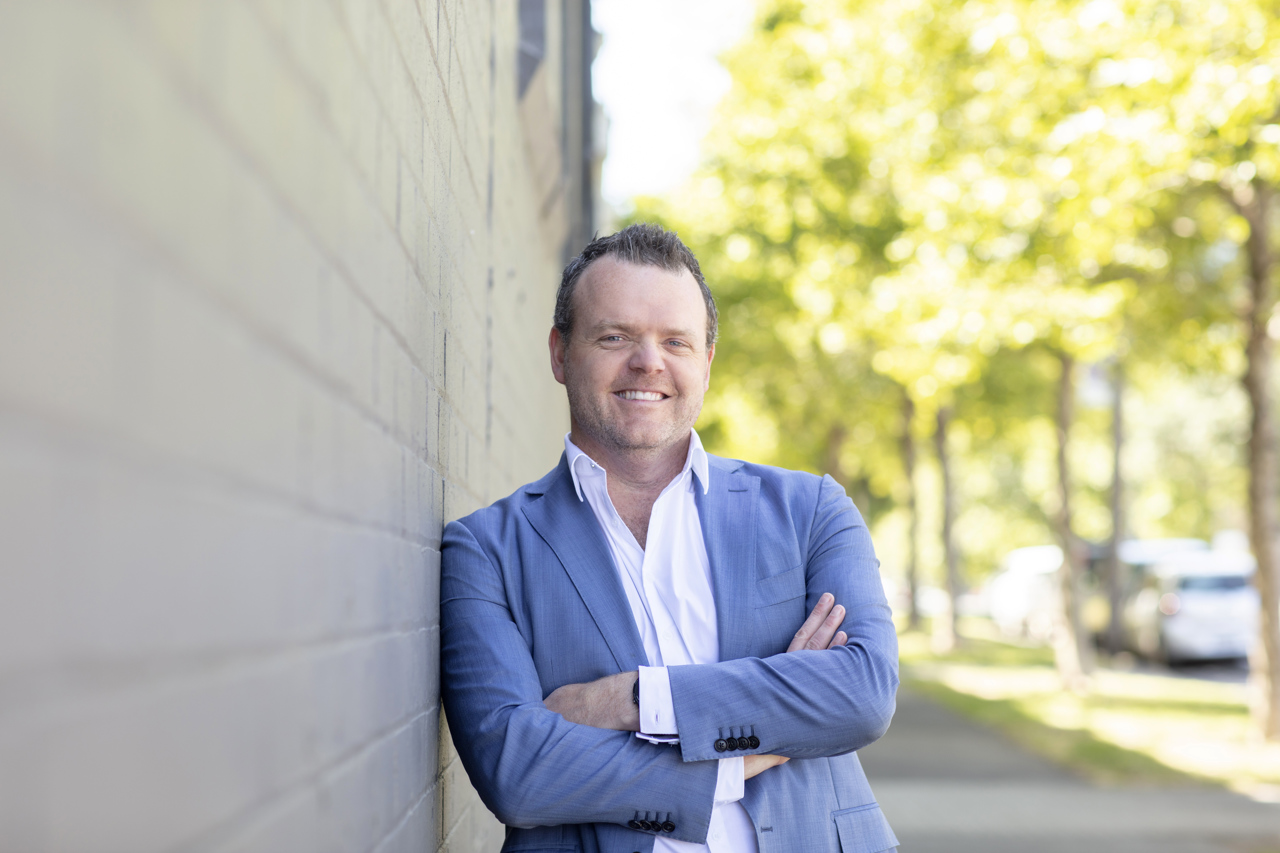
[987,545,1063,642]
[1122,550,1259,664]
[988,539,1210,647]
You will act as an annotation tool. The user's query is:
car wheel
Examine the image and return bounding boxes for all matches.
[1157,630,1180,668]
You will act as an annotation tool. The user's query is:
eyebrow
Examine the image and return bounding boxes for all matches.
[585,321,701,340]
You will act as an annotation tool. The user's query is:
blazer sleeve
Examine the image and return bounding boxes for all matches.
[667,474,900,762]
[440,518,720,841]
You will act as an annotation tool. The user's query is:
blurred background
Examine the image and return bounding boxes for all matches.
[594,0,1280,820]
[2,0,1280,850]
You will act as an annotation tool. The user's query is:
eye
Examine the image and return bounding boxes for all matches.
[666,339,689,348]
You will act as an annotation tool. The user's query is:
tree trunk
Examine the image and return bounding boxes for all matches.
[1105,360,1126,657]
[901,392,921,630]
[933,405,961,651]
[1236,179,1280,740]
[1054,351,1091,692]
[825,424,848,487]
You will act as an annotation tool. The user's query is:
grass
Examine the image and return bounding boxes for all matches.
[905,675,1193,786]
[897,620,1280,800]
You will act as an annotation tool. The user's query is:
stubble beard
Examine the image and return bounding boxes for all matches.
[564,370,700,458]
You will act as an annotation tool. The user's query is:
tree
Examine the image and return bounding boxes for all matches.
[934,405,962,650]
[636,0,1280,735]
[900,391,922,629]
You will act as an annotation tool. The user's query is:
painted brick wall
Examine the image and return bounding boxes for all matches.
[0,2,590,851]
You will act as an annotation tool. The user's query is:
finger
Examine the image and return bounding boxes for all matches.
[543,684,574,717]
[743,754,790,780]
[788,593,836,652]
[804,603,845,651]
[827,630,848,649]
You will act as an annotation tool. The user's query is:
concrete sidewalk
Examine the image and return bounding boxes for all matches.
[858,686,1280,853]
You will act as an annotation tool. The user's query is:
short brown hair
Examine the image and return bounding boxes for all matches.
[555,224,718,349]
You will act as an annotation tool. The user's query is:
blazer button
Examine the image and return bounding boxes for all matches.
[714,738,728,752]
[662,821,676,833]
[628,820,641,830]
[748,735,760,749]
[736,736,751,750]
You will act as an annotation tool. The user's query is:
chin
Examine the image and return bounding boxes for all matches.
[618,428,686,453]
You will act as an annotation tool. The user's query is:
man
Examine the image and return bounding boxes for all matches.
[441,224,898,852]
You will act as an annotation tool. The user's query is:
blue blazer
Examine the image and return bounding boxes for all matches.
[441,453,900,853]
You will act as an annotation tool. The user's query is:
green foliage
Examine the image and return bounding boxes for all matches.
[638,0,1279,586]
[898,626,1277,789]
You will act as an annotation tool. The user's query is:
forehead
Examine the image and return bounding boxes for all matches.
[574,257,706,330]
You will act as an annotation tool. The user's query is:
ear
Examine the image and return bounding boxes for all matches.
[549,326,568,386]
[704,343,715,392]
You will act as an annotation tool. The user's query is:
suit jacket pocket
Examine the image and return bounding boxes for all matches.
[832,803,898,853]
[756,564,805,606]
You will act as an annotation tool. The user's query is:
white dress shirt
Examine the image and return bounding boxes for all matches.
[566,431,759,853]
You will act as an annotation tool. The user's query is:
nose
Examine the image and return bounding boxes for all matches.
[628,339,664,374]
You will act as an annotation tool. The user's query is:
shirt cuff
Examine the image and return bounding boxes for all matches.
[713,757,745,804]
[637,665,678,737]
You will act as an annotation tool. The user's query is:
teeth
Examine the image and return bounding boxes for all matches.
[618,390,664,401]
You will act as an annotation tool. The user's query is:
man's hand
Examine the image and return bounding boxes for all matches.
[742,594,849,780]
[545,593,846,745]
[787,592,848,652]
[544,671,640,731]
[744,752,789,779]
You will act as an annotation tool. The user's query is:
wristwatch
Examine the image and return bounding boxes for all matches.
[632,673,640,707]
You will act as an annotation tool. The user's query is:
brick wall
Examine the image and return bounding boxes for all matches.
[0,2,592,851]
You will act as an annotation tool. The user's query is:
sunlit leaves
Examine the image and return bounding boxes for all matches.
[633,0,1278,580]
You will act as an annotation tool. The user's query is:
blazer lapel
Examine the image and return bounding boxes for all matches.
[522,460,648,673]
[696,458,760,663]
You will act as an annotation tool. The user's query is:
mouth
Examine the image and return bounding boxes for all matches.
[614,390,668,401]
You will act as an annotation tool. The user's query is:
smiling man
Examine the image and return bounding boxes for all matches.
[440,224,899,853]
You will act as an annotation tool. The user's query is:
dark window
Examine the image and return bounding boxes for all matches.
[518,0,545,99]
[1179,575,1250,591]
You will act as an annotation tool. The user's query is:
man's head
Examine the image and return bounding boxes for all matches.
[554,224,718,351]
[549,224,717,465]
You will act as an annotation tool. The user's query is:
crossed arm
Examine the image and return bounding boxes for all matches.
[440,475,897,837]
[544,593,852,779]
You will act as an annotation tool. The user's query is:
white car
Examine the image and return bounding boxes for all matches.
[987,545,1063,641]
[1123,551,1259,664]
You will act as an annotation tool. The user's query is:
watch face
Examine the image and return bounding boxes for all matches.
[632,675,640,706]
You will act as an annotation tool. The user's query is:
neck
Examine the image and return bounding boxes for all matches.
[571,430,692,550]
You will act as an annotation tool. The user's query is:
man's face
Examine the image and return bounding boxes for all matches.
[549,257,714,461]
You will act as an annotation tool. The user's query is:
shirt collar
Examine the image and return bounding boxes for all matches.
[564,430,710,501]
